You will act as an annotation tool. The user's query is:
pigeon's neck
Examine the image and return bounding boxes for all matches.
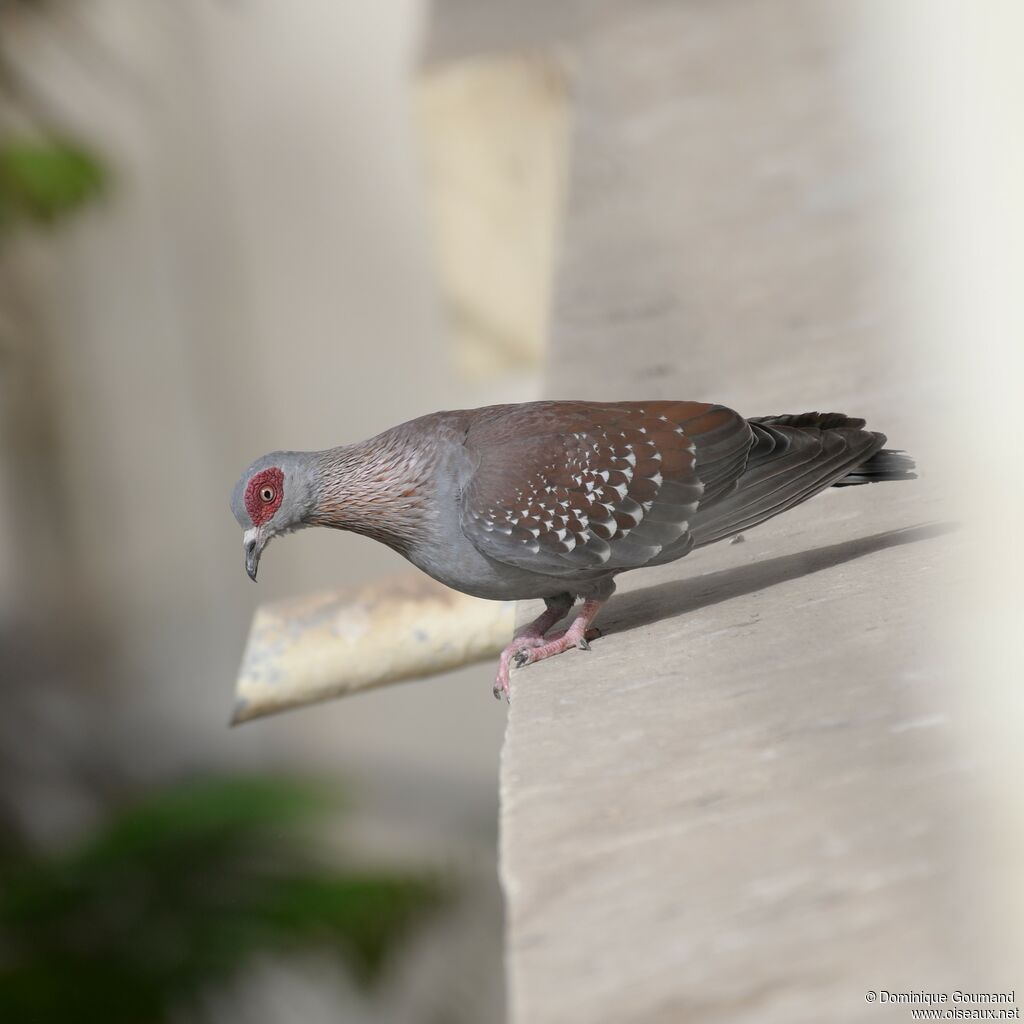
[309,428,438,554]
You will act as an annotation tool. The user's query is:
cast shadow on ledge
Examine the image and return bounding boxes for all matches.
[599,522,958,638]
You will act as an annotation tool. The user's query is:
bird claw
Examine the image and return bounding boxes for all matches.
[494,607,603,701]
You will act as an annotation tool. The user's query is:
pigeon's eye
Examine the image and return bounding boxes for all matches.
[243,467,283,526]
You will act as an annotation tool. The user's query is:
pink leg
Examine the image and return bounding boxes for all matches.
[493,596,573,701]
[493,598,605,701]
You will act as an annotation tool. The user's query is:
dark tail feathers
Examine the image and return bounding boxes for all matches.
[833,447,916,486]
[751,411,917,487]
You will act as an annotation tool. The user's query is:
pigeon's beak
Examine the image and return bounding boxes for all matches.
[243,528,264,582]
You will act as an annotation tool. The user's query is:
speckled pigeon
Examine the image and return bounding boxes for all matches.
[231,401,915,700]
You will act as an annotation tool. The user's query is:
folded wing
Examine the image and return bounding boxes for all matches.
[460,401,752,576]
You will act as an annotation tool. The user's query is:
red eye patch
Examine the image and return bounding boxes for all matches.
[244,467,284,526]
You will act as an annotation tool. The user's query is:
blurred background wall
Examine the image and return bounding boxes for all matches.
[0,0,567,1019]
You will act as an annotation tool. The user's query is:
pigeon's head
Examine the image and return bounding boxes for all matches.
[231,451,318,581]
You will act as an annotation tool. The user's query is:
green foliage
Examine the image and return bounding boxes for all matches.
[0,138,106,228]
[0,777,446,1024]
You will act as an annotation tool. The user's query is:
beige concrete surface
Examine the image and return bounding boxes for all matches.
[499,2,994,1021]
[233,576,525,723]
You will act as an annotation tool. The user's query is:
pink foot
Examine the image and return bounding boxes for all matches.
[493,598,605,703]
[492,628,602,701]
[493,636,545,701]
[492,597,575,701]
[511,623,600,669]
